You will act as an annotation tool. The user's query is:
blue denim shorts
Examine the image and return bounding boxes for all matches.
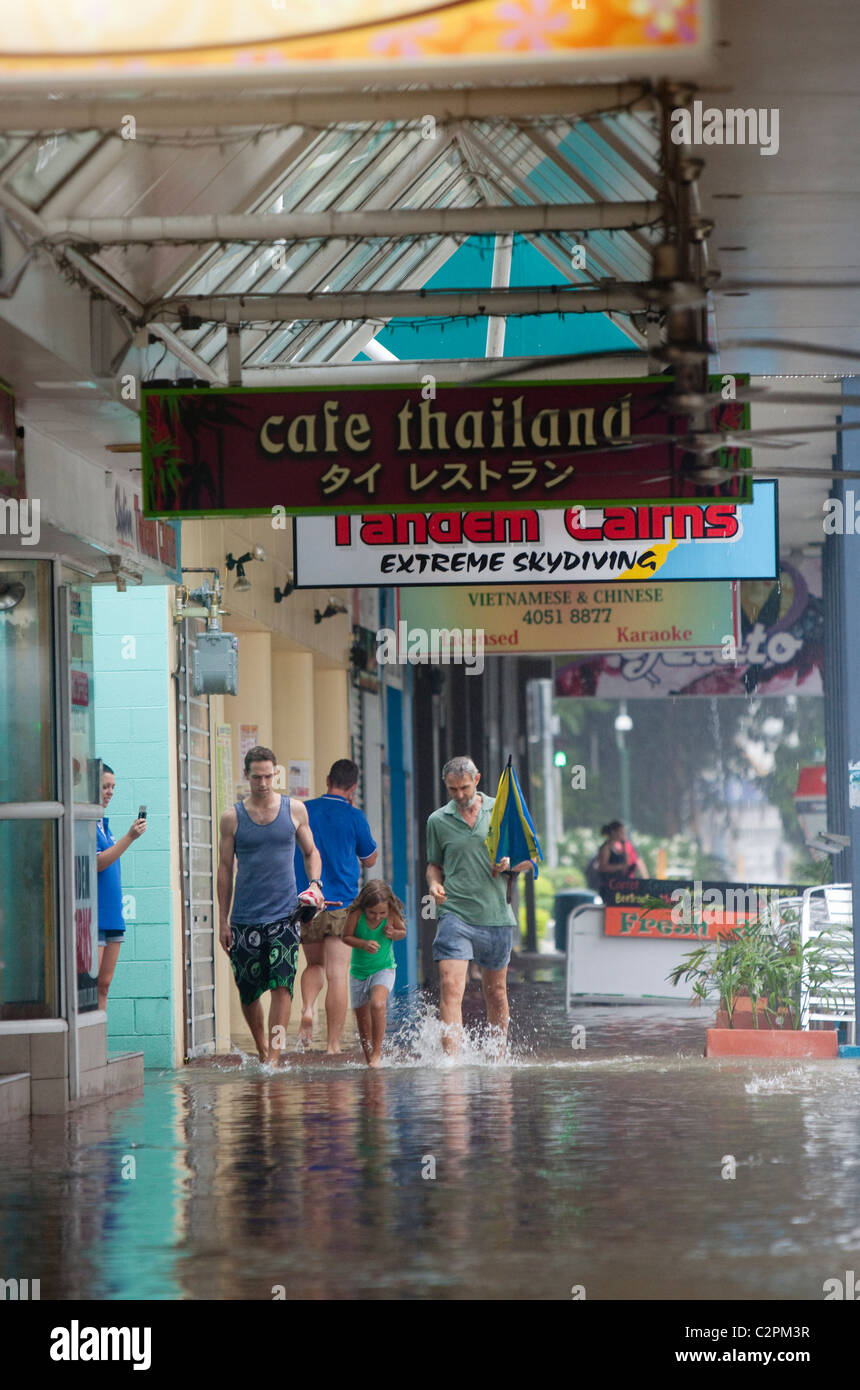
[432,911,513,971]
[98,930,125,946]
[349,968,396,1009]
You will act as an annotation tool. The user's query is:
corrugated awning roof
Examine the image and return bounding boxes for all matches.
[0,96,664,379]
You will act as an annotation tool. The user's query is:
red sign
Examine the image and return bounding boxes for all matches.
[71,670,89,707]
[606,907,751,940]
[133,495,178,570]
[141,379,751,518]
[602,878,809,939]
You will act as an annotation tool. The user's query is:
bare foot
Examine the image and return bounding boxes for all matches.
[368,1053,382,1068]
[325,1044,342,1055]
[298,1011,314,1046]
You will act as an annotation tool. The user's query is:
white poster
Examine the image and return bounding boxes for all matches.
[288,760,311,798]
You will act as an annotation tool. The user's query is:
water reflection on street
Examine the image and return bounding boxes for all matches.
[1,984,859,1300]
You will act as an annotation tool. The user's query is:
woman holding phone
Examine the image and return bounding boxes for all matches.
[96,763,147,1011]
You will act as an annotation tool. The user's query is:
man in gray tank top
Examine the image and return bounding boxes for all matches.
[218,745,322,1066]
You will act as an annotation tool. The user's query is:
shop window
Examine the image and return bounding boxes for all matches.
[0,559,58,1017]
[65,578,98,805]
[0,561,55,802]
[0,820,58,1018]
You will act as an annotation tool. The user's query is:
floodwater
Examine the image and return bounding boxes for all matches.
[1,983,859,1301]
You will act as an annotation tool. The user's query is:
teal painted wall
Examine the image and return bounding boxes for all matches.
[93,586,175,1069]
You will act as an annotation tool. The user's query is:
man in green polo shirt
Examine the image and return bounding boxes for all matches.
[426,755,534,1056]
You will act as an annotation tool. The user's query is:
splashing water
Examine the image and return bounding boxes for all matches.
[382,995,530,1068]
[207,1044,289,1074]
[745,1066,816,1094]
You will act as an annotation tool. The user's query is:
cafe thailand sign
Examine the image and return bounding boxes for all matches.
[142,379,751,519]
[0,0,711,84]
[294,481,775,587]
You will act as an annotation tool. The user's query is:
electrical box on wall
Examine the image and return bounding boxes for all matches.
[193,631,239,695]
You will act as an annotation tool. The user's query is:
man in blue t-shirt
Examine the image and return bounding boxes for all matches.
[294,758,377,1052]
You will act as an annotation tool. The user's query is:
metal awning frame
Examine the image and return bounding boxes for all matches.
[0,81,676,385]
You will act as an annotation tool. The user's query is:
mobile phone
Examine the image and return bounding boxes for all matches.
[138,805,147,820]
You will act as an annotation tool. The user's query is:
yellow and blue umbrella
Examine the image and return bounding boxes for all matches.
[485,756,543,900]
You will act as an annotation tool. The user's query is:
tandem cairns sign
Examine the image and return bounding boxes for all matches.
[142,379,751,520]
[294,482,777,588]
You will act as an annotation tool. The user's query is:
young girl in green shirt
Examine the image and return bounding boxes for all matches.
[343,880,407,1067]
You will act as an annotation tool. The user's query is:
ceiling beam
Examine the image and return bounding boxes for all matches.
[236,354,650,385]
[150,283,669,324]
[147,323,223,384]
[39,200,662,246]
[0,83,652,133]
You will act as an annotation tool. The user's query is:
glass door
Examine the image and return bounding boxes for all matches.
[0,558,59,1019]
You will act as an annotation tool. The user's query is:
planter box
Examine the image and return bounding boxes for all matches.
[705,1028,838,1059]
[713,999,795,1030]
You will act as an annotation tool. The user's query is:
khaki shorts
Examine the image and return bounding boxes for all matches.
[301,907,349,944]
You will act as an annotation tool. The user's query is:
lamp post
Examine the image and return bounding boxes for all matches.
[615,702,633,830]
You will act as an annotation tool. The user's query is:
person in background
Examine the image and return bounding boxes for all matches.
[596,820,648,882]
[295,759,378,1053]
[96,764,146,1011]
[342,879,406,1067]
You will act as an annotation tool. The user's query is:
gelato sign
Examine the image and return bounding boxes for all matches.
[555,555,822,698]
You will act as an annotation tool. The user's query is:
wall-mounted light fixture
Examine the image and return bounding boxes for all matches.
[226,544,265,592]
[274,574,296,603]
[0,579,26,613]
[314,598,348,624]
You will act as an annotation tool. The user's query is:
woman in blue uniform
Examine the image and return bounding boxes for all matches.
[96,764,146,1012]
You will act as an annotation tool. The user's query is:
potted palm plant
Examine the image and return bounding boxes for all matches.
[667,910,840,1057]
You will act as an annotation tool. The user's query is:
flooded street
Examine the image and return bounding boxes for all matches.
[2,983,859,1302]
